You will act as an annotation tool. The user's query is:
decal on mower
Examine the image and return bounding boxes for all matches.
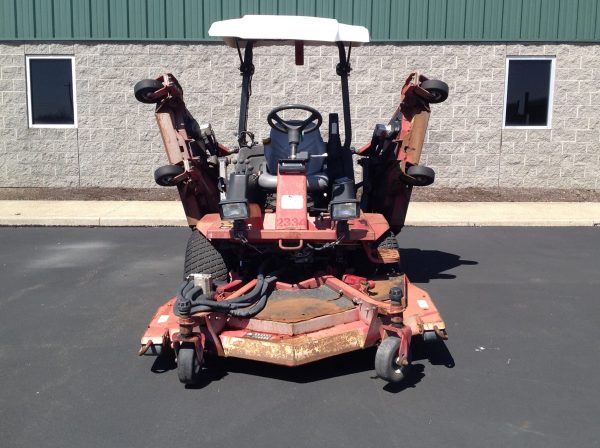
[416,299,429,309]
[244,332,273,340]
[276,217,304,228]
[280,194,304,210]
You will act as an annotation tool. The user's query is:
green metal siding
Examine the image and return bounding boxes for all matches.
[1,0,599,42]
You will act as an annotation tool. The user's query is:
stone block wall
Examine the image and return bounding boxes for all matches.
[0,41,598,189]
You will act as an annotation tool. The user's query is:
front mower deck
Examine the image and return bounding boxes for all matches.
[141,274,445,366]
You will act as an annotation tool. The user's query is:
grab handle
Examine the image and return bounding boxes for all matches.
[278,239,304,251]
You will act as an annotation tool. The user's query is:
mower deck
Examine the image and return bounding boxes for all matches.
[140,275,446,366]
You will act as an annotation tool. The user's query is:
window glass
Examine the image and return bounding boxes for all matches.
[28,58,75,126]
[505,59,553,127]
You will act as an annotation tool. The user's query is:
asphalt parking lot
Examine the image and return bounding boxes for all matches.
[0,227,599,448]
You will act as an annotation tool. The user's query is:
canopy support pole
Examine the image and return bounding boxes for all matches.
[336,42,355,180]
[237,40,255,148]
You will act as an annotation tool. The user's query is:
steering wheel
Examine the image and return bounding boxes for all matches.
[267,104,323,135]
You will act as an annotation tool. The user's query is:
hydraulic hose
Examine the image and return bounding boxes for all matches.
[174,258,279,317]
[185,275,276,317]
[175,278,264,313]
[178,258,269,303]
[227,276,277,317]
[180,277,264,308]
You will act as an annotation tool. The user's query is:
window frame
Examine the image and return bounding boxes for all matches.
[502,55,556,130]
[25,55,78,129]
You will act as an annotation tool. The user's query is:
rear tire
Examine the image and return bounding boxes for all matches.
[183,230,229,281]
[375,336,410,383]
[352,230,399,276]
[375,230,399,250]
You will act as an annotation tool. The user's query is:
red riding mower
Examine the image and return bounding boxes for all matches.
[135,16,449,386]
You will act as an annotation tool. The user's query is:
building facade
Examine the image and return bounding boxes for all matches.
[1,0,599,189]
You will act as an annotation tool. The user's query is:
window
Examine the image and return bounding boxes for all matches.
[503,57,555,128]
[26,56,77,128]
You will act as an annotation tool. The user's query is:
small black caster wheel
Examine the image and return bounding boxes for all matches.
[421,79,449,104]
[154,164,184,187]
[423,329,446,343]
[375,336,411,383]
[134,79,164,104]
[177,342,203,385]
[407,164,435,186]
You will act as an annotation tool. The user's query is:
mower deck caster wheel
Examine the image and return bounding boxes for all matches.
[407,165,435,186]
[421,79,449,104]
[154,164,184,187]
[423,329,447,343]
[177,342,203,385]
[134,79,164,104]
[375,336,410,383]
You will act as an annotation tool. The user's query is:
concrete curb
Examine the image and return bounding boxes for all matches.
[0,200,599,227]
[0,201,187,227]
[404,202,600,227]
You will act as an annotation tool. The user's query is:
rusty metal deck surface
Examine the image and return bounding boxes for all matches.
[254,286,355,323]
[367,275,405,302]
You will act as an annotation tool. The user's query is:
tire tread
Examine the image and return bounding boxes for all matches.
[376,230,399,250]
[183,230,229,281]
[375,336,408,383]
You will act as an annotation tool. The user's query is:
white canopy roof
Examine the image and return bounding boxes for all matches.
[208,15,370,47]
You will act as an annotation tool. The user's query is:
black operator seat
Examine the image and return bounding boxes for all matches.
[264,120,327,176]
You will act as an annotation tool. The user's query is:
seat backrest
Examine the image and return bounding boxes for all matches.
[265,124,326,175]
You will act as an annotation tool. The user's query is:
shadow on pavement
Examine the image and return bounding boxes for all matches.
[219,347,379,384]
[412,339,455,368]
[383,363,425,393]
[149,347,378,383]
[151,352,177,373]
[400,248,478,283]
[150,339,455,393]
[184,361,229,390]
